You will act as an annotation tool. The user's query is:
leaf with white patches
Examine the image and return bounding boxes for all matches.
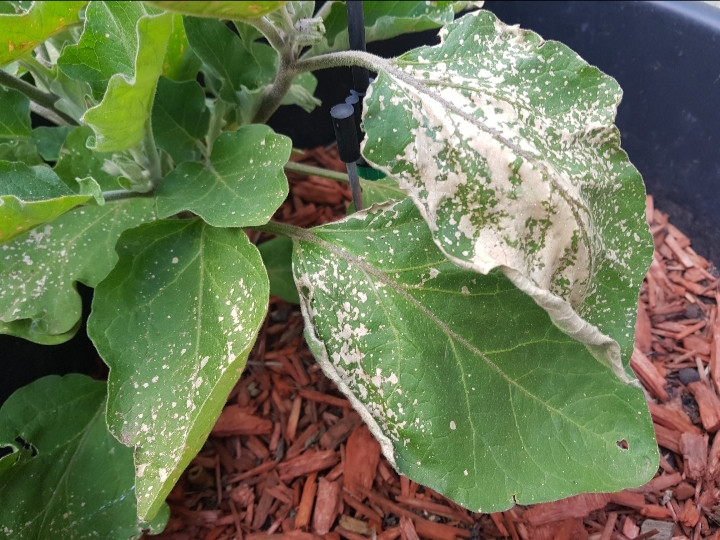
[87,219,269,521]
[0,374,168,538]
[154,125,290,227]
[293,198,657,512]
[361,10,653,381]
[0,198,156,344]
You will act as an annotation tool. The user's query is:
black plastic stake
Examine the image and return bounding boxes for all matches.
[330,103,363,210]
[346,1,369,94]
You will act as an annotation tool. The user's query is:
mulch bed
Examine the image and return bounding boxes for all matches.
[150,146,720,540]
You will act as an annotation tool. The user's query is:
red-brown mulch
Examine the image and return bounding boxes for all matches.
[150,147,720,540]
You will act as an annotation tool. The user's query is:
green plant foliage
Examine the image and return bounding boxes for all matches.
[145,0,286,19]
[151,77,210,163]
[0,374,169,538]
[82,12,173,151]
[293,198,657,511]
[307,0,471,56]
[0,0,658,532]
[0,161,97,243]
[0,1,86,65]
[88,219,269,520]
[0,198,155,343]
[362,10,653,382]
[258,235,300,303]
[155,125,291,226]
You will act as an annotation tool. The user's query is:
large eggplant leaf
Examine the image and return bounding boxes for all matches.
[306,1,476,57]
[88,219,269,521]
[82,11,172,151]
[0,374,168,539]
[0,162,99,243]
[0,1,86,66]
[0,198,155,343]
[155,125,290,227]
[293,198,657,512]
[145,1,286,19]
[361,10,653,381]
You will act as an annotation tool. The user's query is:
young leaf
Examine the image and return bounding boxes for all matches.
[293,198,657,512]
[183,17,276,105]
[361,11,653,381]
[0,374,169,538]
[145,1,286,19]
[155,125,291,227]
[151,76,210,164]
[258,235,300,304]
[306,1,473,56]
[0,198,156,343]
[0,162,96,243]
[0,1,86,66]
[88,219,269,521]
[54,125,120,191]
[82,12,173,151]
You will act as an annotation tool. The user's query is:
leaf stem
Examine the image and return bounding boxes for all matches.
[102,189,154,202]
[247,220,306,240]
[0,69,78,126]
[141,119,163,187]
[284,160,348,182]
[293,50,386,75]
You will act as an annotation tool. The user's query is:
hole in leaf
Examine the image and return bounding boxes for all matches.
[15,436,38,456]
[0,445,15,459]
[616,439,629,450]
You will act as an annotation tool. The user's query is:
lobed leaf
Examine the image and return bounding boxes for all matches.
[293,198,657,512]
[155,125,290,227]
[361,10,653,381]
[88,219,269,520]
[0,1,86,66]
[82,11,173,151]
[145,1,286,19]
[0,374,169,538]
[0,198,156,343]
[0,162,96,244]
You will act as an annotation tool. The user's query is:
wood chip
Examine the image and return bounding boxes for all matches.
[312,477,342,535]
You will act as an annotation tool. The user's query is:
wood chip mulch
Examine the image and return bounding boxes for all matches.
[149,147,720,540]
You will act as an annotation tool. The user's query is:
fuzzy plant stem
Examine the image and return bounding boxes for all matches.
[284,160,349,183]
[0,69,78,126]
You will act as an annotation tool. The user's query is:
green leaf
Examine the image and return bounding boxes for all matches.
[0,162,94,243]
[0,1,86,66]
[155,125,290,227]
[0,86,31,139]
[293,198,657,512]
[307,1,472,56]
[0,139,43,165]
[0,374,168,538]
[161,14,201,81]
[88,219,269,520]
[258,235,299,303]
[31,125,74,161]
[281,71,320,113]
[54,126,119,191]
[183,16,276,105]
[82,12,173,151]
[151,77,209,164]
[145,1,286,19]
[362,11,653,381]
[58,2,158,88]
[0,198,156,343]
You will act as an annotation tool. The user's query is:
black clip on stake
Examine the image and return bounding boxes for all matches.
[330,102,363,211]
[346,1,369,94]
